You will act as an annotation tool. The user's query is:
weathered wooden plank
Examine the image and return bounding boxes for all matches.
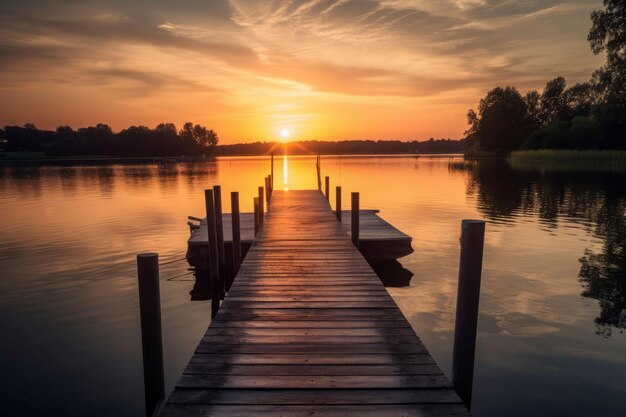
[195,343,429,354]
[204,328,416,337]
[219,301,398,309]
[183,364,442,376]
[223,295,390,301]
[214,308,405,317]
[188,353,436,365]
[209,320,411,328]
[160,404,471,417]
[176,374,451,389]
[166,388,462,405]
[225,290,389,296]
[198,335,421,345]
[161,404,470,417]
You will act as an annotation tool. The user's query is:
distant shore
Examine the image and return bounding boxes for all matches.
[0,151,463,164]
[0,153,208,164]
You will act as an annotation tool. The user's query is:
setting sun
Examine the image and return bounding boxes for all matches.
[280,129,290,140]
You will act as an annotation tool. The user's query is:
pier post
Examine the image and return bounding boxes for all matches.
[336,186,342,222]
[213,185,225,299]
[265,176,271,204]
[231,192,241,285]
[325,176,330,200]
[253,197,260,235]
[351,192,359,249]
[136,253,165,417]
[452,219,486,409]
[316,155,322,191]
[258,186,264,224]
[204,189,220,318]
[271,153,274,190]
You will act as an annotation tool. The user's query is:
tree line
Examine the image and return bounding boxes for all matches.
[215,138,465,155]
[465,0,625,155]
[0,122,218,157]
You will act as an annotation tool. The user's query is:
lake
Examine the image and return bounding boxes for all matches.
[1,155,625,416]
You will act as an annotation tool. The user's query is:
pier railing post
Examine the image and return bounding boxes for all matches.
[452,219,486,409]
[253,197,260,235]
[265,176,271,204]
[258,186,264,224]
[325,176,330,200]
[204,189,220,318]
[316,155,322,191]
[136,253,165,417]
[336,186,342,222]
[231,192,241,285]
[271,153,274,190]
[351,192,359,248]
[213,185,225,299]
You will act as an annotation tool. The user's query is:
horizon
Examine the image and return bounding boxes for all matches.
[0,0,604,144]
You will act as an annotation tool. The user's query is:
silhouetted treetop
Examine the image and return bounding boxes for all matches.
[1,122,219,157]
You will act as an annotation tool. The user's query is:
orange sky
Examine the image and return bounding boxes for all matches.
[0,1,604,144]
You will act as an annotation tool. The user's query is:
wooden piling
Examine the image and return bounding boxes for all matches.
[230,191,241,289]
[452,219,486,409]
[316,155,322,191]
[336,186,342,222]
[213,185,225,299]
[204,189,220,318]
[325,176,330,200]
[253,197,260,235]
[258,186,264,224]
[136,252,165,417]
[351,192,360,248]
[265,176,271,204]
[271,153,274,190]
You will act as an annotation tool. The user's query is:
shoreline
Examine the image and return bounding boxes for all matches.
[0,152,463,164]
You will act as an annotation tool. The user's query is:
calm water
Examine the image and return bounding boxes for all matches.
[1,156,625,416]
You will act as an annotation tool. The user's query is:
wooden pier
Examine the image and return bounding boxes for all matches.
[158,190,470,417]
[187,210,413,261]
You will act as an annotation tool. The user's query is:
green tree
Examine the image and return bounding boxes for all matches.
[563,82,595,120]
[466,86,532,154]
[540,77,568,125]
[588,0,626,142]
[588,0,626,102]
[524,90,542,129]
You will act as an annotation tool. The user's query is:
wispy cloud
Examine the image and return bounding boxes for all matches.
[0,0,603,141]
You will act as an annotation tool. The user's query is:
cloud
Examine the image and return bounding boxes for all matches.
[0,0,604,139]
[2,13,258,66]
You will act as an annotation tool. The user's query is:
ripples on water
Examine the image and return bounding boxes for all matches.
[0,156,625,416]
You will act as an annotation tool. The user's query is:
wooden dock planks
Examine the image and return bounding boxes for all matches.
[160,190,469,417]
[188,210,413,261]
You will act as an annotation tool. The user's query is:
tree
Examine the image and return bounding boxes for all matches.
[563,82,595,120]
[466,86,532,154]
[179,122,195,146]
[155,123,177,137]
[540,77,568,125]
[192,124,208,146]
[588,0,626,102]
[206,129,219,147]
[588,0,626,142]
[524,90,542,129]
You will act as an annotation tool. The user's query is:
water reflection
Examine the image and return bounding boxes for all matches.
[451,159,626,336]
[2,156,626,417]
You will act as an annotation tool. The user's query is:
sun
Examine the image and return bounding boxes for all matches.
[280,129,290,140]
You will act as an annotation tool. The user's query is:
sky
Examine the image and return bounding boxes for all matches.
[0,0,605,143]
